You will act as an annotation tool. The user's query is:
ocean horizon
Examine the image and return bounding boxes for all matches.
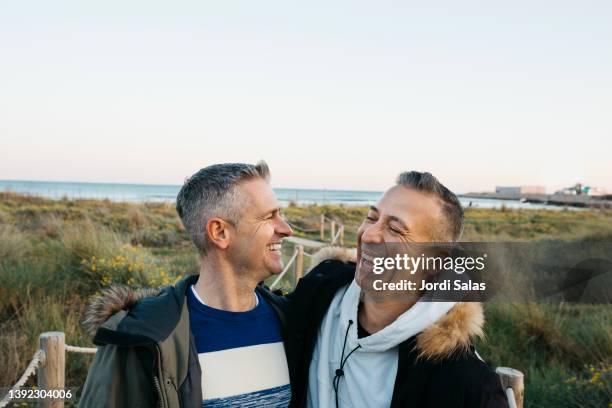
[0,179,564,210]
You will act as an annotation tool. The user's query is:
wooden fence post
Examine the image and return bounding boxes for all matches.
[330,221,336,244]
[339,226,344,246]
[39,332,65,408]
[295,245,304,281]
[496,367,524,408]
[320,214,325,240]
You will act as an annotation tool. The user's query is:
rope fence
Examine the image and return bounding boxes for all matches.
[286,223,319,234]
[288,214,344,244]
[270,213,348,290]
[64,345,97,355]
[330,224,344,246]
[0,350,45,408]
[269,246,302,290]
[0,333,99,408]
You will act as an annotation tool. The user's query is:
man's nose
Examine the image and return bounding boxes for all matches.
[360,224,383,244]
[276,217,293,237]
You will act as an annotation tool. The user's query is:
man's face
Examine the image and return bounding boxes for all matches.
[355,185,445,286]
[227,178,293,282]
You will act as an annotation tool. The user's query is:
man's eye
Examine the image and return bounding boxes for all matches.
[366,216,377,221]
[389,224,404,234]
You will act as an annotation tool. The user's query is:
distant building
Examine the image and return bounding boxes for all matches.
[495,186,546,195]
[555,188,577,195]
[554,183,608,196]
[585,187,607,196]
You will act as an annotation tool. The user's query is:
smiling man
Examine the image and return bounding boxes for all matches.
[80,162,295,408]
[288,171,508,408]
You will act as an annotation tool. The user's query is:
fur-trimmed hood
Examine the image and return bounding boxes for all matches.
[308,246,485,361]
[82,286,160,337]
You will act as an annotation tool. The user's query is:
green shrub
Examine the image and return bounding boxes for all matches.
[0,223,31,266]
[59,219,124,264]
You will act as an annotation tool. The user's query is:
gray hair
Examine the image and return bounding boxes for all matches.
[176,161,270,255]
[396,171,464,241]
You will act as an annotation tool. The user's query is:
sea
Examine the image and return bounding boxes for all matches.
[0,179,565,210]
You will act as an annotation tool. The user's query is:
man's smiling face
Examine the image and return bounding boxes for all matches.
[227,178,293,282]
[355,185,445,286]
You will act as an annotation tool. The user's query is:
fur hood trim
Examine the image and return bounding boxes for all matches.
[82,286,159,337]
[308,246,485,361]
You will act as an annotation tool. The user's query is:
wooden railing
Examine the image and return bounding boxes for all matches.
[0,332,97,408]
[496,367,524,408]
[269,245,305,290]
[320,214,344,246]
[288,214,345,247]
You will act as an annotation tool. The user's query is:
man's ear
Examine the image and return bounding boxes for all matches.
[206,218,232,250]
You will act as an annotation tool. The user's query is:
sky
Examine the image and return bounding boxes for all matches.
[1,0,610,194]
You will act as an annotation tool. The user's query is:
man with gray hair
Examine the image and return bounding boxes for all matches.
[80,161,295,407]
[287,171,508,407]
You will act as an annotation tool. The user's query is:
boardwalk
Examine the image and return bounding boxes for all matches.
[284,236,327,249]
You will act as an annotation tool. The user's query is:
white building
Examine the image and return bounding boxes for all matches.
[495,186,546,195]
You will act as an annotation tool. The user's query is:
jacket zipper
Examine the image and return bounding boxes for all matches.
[153,345,168,408]
[152,375,164,408]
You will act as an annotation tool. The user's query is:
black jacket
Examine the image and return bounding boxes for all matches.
[287,257,509,408]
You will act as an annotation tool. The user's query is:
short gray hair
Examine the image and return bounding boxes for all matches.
[176,161,270,255]
[396,171,464,241]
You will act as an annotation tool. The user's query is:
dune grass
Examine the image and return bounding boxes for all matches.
[0,192,611,407]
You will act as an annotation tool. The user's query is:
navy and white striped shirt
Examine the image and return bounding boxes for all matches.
[187,285,291,407]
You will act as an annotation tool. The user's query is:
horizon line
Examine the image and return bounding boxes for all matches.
[0,178,391,195]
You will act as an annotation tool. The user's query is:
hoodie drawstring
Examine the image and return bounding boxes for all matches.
[332,319,361,408]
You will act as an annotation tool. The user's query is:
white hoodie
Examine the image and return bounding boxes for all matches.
[307,280,456,408]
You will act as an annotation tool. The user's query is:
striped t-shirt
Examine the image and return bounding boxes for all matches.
[187,285,291,407]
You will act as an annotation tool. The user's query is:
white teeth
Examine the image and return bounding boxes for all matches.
[267,243,282,251]
[361,252,374,262]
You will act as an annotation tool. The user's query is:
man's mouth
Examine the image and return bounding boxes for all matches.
[266,243,282,252]
[360,250,375,263]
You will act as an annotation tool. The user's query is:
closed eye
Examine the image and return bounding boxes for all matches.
[259,208,281,221]
[366,206,379,222]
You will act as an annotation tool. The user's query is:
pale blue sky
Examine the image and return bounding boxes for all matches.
[1,0,610,193]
